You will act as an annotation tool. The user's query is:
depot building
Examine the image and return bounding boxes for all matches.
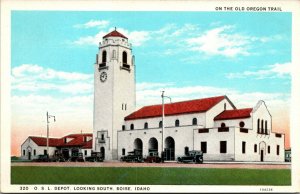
[93,29,285,162]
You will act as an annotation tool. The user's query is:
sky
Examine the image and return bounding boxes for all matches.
[11,11,291,156]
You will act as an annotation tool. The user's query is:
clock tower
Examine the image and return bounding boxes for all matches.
[93,29,136,160]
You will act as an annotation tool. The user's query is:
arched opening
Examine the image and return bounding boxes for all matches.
[239,121,245,128]
[122,51,127,64]
[130,124,134,130]
[175,119,180,127]
[164,136,175,161]
[265,121,268,134]
[144,122,148,129]
[221,123,226,128]
[159,121,162,128]
[259,141,266,162]
[192,118,197,125]
[100,147,105,159]
[148,137,158,155]
[134,138,143,156]
[102,50,107,63]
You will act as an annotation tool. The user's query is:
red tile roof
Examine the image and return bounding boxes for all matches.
[214,108,253,121]
[103,30,127,39]
[125,96,227,121]
[82,140,92,149]
[29,133,93,148]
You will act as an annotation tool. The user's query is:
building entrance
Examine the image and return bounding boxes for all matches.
[164,136,175,161]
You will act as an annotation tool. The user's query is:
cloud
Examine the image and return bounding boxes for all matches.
[73,20,109,29]
[186,25,251,58]
[226,62,291,79]
[12,64,93,94]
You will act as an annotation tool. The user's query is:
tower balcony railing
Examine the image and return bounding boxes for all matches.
[120,63,131,72]
[98,63,108,71]
[98,139,106,143]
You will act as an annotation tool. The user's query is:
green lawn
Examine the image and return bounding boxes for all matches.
[11,166,291,185]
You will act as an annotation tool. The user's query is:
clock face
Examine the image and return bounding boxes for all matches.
[100,72,107,82]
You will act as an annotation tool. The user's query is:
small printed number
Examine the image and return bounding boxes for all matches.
[20,186,29,190]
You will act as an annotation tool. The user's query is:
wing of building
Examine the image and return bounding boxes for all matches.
[20,133,93,160]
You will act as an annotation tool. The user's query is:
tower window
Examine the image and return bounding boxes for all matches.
[261,119,264,134]
[102,50,107,64]
[257,119,260,133]
[112,50,116,58]
[192,118,197,125]
[101,134,104,140]
[125,104,127,110]
[130,124,134,130]
[265,121,268,134]
[175,119,180,127]
[122,51,127,64]
[144,122,148,129]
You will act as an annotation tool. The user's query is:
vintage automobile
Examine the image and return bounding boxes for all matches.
[33,154,50,162]
[85,152,104,162]
[177,150,203,164]
[144,150,161,163]
[69,152,85,162]
[120,149,143,163]
[50,153,66,162]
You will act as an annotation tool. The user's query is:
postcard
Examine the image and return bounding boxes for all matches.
[1,0,300,193]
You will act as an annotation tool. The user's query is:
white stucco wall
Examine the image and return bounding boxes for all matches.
[20,138,56,160]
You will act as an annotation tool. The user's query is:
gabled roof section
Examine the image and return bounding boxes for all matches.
[82,140,92,149]
[29,133,93,148]
[125,96,227,121]
[103,29,128,39]
[29,136,62,147]
[214,108,253,121]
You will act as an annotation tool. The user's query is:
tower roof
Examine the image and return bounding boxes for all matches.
[125,96,229,121]
[103,29,128,39]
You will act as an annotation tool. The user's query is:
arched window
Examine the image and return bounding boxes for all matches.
[122,148,126,155]
[261,119,264,134]
[257,119,260,133]
[184,146,189,155]
[34,149,36,156]
[239,121,245,128]
[102,50,107,63]
[175,119,180,127]
[144,122,148,129]
[130,124,134,130]
[192,118,197,125]
[159,121,162,128]
[221,123,226,128]
[254,144,257,153]
[265,121,268,134]
[23,150,25,156]
[122,51,127,64]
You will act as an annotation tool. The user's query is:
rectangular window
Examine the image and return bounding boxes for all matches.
[44,150,47,155]
[240,128,248,133]
[122,148,126,155]
[275,133,282,138]
[34,149,36,156]
[277,145,280,155]
[122,125,126,131]
[23,150,25,156]
[84,150,87,156]
[220,141,227,153]
[218,127,229,132]
[101,134,104,140]
[198,128,209,133]
[242,141,246,154]
[268,146,270,154]
[201,142,207,153]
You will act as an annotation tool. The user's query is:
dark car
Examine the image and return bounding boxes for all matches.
[69,152,85,162]
[144,151,161,163]
[85,152,104,162]
[50,153,66,162]
[120,149,143,162]
[33,154,50,162]
[177,150,203,164]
